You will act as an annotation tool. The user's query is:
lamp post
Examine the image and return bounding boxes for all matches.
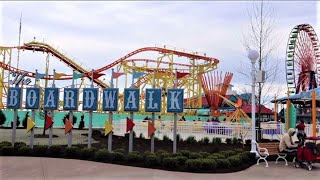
[248,49,259,155]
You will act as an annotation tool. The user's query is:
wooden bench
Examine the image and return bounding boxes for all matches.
[254,141,289,167]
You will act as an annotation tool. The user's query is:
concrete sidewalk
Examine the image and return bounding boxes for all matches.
[0,157,319,180]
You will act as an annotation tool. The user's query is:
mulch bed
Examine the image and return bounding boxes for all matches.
[81,132,251,153]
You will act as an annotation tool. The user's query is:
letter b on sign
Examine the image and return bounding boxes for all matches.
[166,89,184,113]
[7,87,22,109]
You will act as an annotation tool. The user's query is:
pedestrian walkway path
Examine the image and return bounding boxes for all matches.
[0,157,319,180]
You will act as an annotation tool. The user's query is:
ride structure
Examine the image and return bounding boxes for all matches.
[286,24,320,95]
[198,71,234,117]
[0,41,220,116]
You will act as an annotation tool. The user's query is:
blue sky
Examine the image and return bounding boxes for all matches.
[0,1,318,105]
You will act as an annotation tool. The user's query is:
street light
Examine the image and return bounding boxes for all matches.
[248,49,259,155]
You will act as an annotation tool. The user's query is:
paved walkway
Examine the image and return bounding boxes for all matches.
[0,157,319,180]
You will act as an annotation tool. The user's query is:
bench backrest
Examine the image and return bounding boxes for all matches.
[257,142,279,155]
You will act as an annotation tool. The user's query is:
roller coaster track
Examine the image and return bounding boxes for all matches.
[1,41,219,89]
[94,46,219,73]
[18,42,110,88]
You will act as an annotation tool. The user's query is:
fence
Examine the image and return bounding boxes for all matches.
[109,121,320,142]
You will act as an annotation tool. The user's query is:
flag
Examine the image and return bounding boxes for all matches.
[176,72,189,79]
[35,72,46,80]
[90,72,105,79]
[112,72,125,79]
[148,121,156,137]
[133,71,146,79]
[45,114,54,130]
[54,72,67,79]
[64,118,73,134]
[105,120,113,136]
[73,71,83,79]
[26,117,36,133]
[126,117,135,132]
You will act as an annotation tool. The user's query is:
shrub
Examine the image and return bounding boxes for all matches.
[0,141,12,147]
[185,159,202,171]
[225,138,232,144]
[174,156,188,166]
[48,145,62,156]
[245,139,251,145]
[201,159,217,170]
[177,134,183,142]
[162,157,179,169]
[159,152,171,159]
[127,152,144,163]
[145,154,161,166]
[239,152,249,162]
[179,150,190,157]
[208,153,225,160]
[0,110,7,125]
[32,145,48,156]
[201,137,210,144]
[228,155,241,167]
[189,152,203,159]
[212,137,221,145]
[154,137,159,141]
[199,152,210,158]
[62,113,77,125]
[11,116,20,128]
[64,147,80,158]
[216,159,231,168]
[22,112,29,129]
[114,148,125,154]
[170,152,182,157]
[14,142,27,149]
[113,152,125,161]
[163,135,171,142]
[220,150,236,157]
[17,146,31,156]
[0,146,15,155]
[233,148,244,153]
[139,133,145,139]
[143,151,154,158]
[156,149,168,155]
[186,136,197,144]
[78,114,85,130]
[232,137,238,144]
[124,131,137,139]
[95,149,112,162]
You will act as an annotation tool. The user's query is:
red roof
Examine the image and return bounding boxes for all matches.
[242,105,273,114]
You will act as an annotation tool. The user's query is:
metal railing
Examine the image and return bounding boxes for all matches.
[109,121,320,142]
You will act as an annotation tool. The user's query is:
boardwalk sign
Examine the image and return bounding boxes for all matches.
[6,87,184,112]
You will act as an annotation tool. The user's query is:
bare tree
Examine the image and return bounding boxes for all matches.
[239,0,285,141]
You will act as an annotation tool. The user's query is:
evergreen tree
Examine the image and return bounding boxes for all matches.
[22,112,29,129]
[0,110,6,126]
[62,113,77,125]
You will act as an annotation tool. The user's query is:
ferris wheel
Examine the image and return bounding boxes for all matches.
[286,24,320,95]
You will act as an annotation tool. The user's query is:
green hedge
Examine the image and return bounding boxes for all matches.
[0,141,255,173]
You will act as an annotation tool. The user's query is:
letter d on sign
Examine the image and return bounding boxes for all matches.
[7,87,22,109]
[82,88,98,111]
